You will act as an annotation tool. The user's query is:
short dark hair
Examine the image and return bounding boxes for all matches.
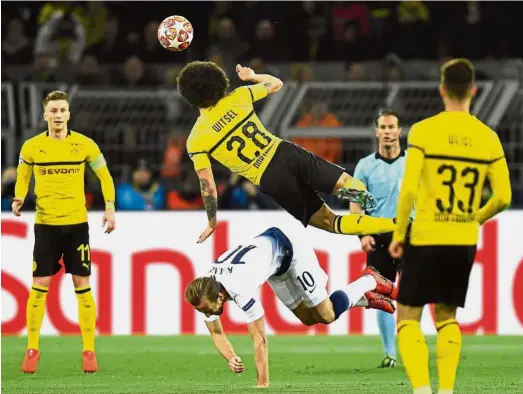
[375,109,400,127]
[43,90,69,109]
[177,61,230,108]
[441,58,475,101]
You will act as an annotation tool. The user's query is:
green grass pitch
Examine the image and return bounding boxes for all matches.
[2,336,523,393]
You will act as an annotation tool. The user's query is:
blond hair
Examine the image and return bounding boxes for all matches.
[184,277,221,307]
[43,90,69,109]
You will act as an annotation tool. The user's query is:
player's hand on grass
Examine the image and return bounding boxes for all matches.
[236,64,255,81]
[197,221,217,243]
[228,356,244,374]
[389,240,404,259]
[360,235,376,252]
[102,209,116,234]
[11,198,24,217]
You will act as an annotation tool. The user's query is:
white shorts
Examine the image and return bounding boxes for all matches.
[267,239,328,310]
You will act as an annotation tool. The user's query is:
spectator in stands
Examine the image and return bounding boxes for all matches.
[87,17,127,63]
[293,102,343,164]
[166,171,204,210]
[382,53,405,81]
[245,19,289,62]
[116,160,165,211]
[111,55,158,86]
[220,173,278,210]
[82,1,108,49]
[76,54,108,85]
[206,18,249,74]
[2,18,33,65]
[29,52,56,82]
[290,64,313,82]
[140,20,172,63]
[346,62,366,81]
[162,130,186,180]
[34,3,86,67]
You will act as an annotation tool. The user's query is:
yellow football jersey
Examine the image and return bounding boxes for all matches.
[17,131,107,225]
[186,84,282,185]
[395,111,510,245]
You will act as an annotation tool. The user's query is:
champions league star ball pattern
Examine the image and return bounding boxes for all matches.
[157,15,194,51]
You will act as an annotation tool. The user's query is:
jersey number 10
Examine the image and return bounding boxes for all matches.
[227,121,272,164]
[437,164,480,213]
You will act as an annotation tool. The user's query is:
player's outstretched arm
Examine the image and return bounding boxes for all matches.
[236,64,283,96]
[205,318,244,373]
[88,144,116,233]
[247,316,269,388]
[196,168,218,243]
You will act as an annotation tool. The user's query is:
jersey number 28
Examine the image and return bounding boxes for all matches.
[227,121,272,164]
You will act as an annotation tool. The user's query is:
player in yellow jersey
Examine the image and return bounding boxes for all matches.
[389,59,512,394]
[12,90,116,374]
[177,61,397,243]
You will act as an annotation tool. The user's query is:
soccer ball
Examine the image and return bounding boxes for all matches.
[157,15,194,52]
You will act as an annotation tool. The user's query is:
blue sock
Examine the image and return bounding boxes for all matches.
[329,290,350,321]
[377,309,396,358]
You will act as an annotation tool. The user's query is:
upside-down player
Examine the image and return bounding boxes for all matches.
[176,61,397,244]
[13,90,116,373]
[389,59,512,394]
[185,226,398,388]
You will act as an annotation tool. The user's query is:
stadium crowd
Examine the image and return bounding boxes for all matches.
[2,1,521,212]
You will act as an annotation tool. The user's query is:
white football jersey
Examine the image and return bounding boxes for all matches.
[204,228,291,323]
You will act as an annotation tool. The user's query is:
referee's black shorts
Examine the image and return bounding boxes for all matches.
[33,223,92,277]
[365,232,401,282]
[398,244,477,308]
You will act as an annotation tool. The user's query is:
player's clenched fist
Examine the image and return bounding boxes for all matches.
[11,198,24,217]
[236,64,255,81]
[228,356,244,374]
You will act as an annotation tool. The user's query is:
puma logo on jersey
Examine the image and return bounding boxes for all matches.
[39,149,46,155]
[212,110,239,132]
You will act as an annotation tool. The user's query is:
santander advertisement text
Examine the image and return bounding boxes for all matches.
[2,211,523,336]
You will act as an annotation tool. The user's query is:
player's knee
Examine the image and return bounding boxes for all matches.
[72,275,90,288]
[33,276,51,288]
[315,309,336,325]
[434,303,457,322]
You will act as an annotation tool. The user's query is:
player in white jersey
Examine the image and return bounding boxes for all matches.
[184,227,398,388]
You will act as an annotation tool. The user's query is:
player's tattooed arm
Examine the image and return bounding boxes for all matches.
[200,178,218,226]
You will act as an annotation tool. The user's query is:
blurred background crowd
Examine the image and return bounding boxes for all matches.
[2,1,522,212]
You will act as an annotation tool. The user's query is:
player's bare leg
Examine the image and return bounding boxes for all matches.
[308,203,395,236]
[21,276,51,373]
[397,304,431,394]
[73,275,98,373]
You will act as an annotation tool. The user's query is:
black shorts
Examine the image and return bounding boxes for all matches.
[259,141,345,226]
[398,244,477,308]
[366,232,401,282]
[33,223,91,277]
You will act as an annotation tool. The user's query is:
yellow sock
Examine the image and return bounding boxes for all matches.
[75,286,97,352]
[436,319,462,393]
[343,177,367,192]
[334,214,396,235]
[26,285,48,350]
[398,320,431,392]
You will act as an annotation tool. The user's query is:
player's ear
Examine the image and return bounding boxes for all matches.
[398,127,402,137]
[439,85,445,98]
[470,84,477,98]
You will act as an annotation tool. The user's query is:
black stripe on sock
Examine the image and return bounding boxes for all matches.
[334,215,342,233]
[75,287,92,294]
[32,286,48,293]
[436,321,458,332]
